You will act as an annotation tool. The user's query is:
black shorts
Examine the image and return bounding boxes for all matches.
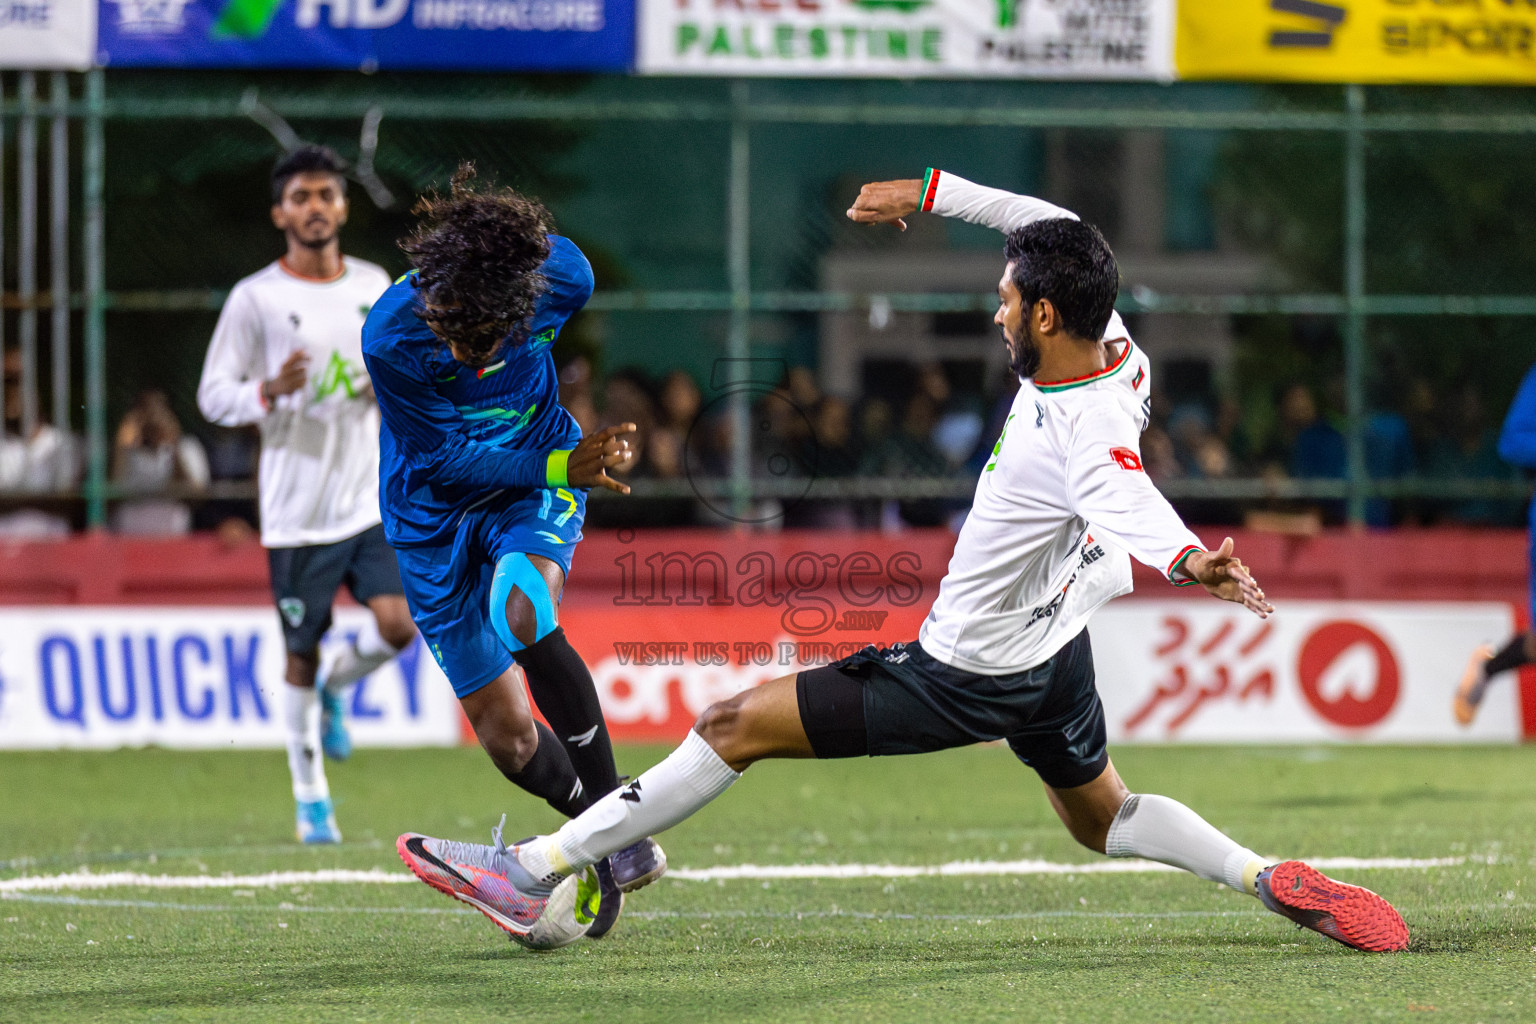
[267,524,405,655]
[795,629,1109,790]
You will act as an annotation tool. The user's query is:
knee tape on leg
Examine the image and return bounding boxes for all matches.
[490,552,557,654]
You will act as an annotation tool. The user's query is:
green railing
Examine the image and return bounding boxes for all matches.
[2,73,1532,526]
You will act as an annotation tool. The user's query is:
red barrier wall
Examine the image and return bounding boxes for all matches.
[1,527,1530,741]
[1,527,1528,606]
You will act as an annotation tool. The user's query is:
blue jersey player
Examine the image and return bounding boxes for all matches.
[1456,359,1536,725]
[365,167,665,940]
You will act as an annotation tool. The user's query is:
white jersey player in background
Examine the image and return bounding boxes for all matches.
[198,145,417,844]
[394,169,1410,953]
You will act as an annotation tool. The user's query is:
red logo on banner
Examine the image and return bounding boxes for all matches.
[1297,621,1400,728]
[1122,616,1277,738]
[1109,447,1144,472]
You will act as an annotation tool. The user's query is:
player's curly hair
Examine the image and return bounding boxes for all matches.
[400,163,552,366]
[1003,218,1119,343]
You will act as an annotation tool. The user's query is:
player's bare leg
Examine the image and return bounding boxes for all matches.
[1046,759,1408,952]
[316,595,417,761]
[1454,631,1535,726]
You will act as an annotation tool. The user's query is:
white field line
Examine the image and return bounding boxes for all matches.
[665,856,1465,882]
[0,856,1464,894]
[0,868,412,893]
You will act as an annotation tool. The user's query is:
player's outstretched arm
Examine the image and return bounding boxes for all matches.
[566,423,637,495]
[847,169,1077,236]
[1179,538,1273,619]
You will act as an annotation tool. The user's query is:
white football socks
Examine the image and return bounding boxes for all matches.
[283,683,329,803]
[322,620,402,696]
[519,730,741,882]
[1105,794,1268,896]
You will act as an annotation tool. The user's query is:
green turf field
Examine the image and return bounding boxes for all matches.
[2,744,1533,1023]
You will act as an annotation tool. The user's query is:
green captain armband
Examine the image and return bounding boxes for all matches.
[546,449,572,489]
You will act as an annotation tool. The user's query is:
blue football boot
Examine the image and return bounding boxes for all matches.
[296,796,341,844]
[318,686,352,762]
[609,837,667,893]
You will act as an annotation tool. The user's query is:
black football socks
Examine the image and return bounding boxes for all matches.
[514,627,622,806]
[501,720,590,819]
[1485,632,1536,679]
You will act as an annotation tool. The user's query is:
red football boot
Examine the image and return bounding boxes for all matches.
[1256,860,1409,952]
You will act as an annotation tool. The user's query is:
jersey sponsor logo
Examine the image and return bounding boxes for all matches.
[1078,540,1107,569]
[1109,447,1144,472]
[456,401,539,443]
[278,597,306,628]
[985,413,1015,472]
[313,351,361,400]
[1025,573,1076,629]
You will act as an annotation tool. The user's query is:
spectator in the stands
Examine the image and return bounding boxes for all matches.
[1363,393,1416,528]
[557,354,599,437]
[598,367,657,480]
[0,348,80,538]
[860,389,952,528]
[1426,382,1523,526]
[785,393,861,529]
[110,389,209,536]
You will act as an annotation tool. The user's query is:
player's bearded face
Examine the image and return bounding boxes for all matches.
[995,271,1040,379]
[275,172,347,249]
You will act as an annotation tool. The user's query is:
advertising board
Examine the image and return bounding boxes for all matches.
[1177,1,1536,84]
[638,0,1174,79]
[0,0,95,69]
[1,599,1523,748]
[96,0,633,69]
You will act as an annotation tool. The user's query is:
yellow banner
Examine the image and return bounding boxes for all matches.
[1178,1,1536,84]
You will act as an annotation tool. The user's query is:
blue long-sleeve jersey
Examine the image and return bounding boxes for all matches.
[1498,362,1536,529]
[363,235,590,549]
[1500,363,1536,470]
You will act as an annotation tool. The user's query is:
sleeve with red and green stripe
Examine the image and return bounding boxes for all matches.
[922,168,1081,233]
[1066,406,1207,588]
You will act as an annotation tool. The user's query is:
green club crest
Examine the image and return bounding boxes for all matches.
[279,597,306,629]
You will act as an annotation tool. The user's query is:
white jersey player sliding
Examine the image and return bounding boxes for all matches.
[396,169,1411,952]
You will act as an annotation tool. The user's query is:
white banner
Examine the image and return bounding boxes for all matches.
[0,600,1521,748]
[1093,601,1522,744]
[0,608,464,749]
[639,0,1174,78]
[0,0,95,69]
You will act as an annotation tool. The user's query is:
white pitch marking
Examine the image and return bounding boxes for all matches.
[665,856,1465,882]
[0,856,1464,893]
[0,868,414,893]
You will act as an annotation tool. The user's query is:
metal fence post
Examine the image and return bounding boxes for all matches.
[727,80,751,523]
[17,72,37,441]
[1343,84,1368,527]
[50,72,70,437]
[83,70,107,529]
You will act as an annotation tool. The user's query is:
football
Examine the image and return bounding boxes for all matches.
[509,867,600,951]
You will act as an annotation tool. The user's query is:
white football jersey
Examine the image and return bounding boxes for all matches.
[197,257,392,548]
[914,169,1206,674]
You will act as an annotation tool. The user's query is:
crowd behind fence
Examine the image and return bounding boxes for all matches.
[0,73,1532,537]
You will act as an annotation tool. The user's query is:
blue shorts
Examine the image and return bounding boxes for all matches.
[394,485,586,699]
